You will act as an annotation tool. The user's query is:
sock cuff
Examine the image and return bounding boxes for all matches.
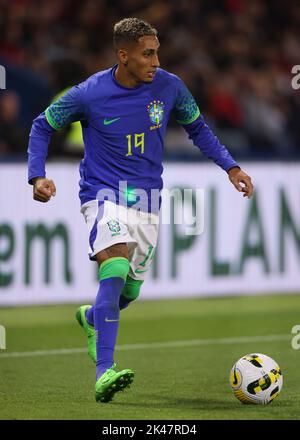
[99,257,130,281]
[124,275,143,289]
[122,275,143,301]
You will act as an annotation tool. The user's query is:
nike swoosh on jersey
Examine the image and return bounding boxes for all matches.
[103,117,121,125]
[105,317,119,322]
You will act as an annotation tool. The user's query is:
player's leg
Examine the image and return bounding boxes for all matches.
[94,242,129,377]
[120,210,159,309]
[94,243,134,402]
[118,210,159,310]
[119,276,143,310]
[76,200,137,369]
[80,275,143,316]
[75,304,96,362]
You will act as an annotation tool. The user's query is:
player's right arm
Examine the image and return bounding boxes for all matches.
[27,84,86,202]
[32,177,56,203]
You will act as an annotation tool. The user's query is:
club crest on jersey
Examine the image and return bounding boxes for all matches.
[147,100,164,130]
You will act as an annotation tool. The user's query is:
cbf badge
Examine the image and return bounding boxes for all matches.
[147,100,164,130]
[107,220,121,236]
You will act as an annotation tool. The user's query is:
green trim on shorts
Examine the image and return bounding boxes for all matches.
[122,276,144,301]
[99,257,130,281]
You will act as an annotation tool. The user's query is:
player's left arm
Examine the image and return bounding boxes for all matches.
[172,78,253,198]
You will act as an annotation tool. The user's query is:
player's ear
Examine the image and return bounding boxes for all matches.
[118,49,128,66]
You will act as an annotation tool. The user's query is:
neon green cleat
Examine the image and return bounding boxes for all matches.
[95,363,134,403]
[75,305,96,363]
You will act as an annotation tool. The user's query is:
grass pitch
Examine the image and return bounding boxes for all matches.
[0,294,299,420]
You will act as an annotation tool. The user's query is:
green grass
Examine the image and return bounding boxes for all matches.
[0,294,299,420]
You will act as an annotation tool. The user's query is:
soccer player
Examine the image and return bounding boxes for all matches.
[27,18,253,403]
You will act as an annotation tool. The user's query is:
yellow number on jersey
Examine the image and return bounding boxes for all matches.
[126,133,145,156]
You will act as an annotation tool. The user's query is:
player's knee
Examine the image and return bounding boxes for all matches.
[122,276,143,301]
[95,243,129,266]
[99,257,130,282]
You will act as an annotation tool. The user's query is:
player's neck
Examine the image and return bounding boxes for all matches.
[114,65,142,89]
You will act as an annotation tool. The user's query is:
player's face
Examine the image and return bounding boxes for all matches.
[126,35,160,83]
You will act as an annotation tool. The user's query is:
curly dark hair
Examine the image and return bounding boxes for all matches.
[113,18,157,48]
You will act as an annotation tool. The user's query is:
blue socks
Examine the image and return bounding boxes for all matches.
[83,259,144,380]
[85,276,142,326]
[94,257,130,380]
[94,277,125,379]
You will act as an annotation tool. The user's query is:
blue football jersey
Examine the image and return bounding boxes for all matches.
[28,65,239,212]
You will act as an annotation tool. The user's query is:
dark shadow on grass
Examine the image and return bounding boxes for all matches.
[112,394,289,412]
[112,395,239,410]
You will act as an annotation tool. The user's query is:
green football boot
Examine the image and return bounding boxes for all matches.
[95,363,134,403]
[75,305,96,363]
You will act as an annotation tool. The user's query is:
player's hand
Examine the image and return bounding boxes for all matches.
[33,177,56,203]
[228,167,253,199]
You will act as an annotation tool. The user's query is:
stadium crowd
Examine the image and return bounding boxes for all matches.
[0,0,300,160]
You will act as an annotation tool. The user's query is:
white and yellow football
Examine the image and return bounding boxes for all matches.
[229,353,283,404]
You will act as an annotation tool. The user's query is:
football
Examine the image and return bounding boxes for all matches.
[229,353,283,404]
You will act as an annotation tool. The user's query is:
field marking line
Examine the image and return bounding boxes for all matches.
[0,333,290,359]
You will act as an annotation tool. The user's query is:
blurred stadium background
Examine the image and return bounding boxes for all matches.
[0,0,300,420]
